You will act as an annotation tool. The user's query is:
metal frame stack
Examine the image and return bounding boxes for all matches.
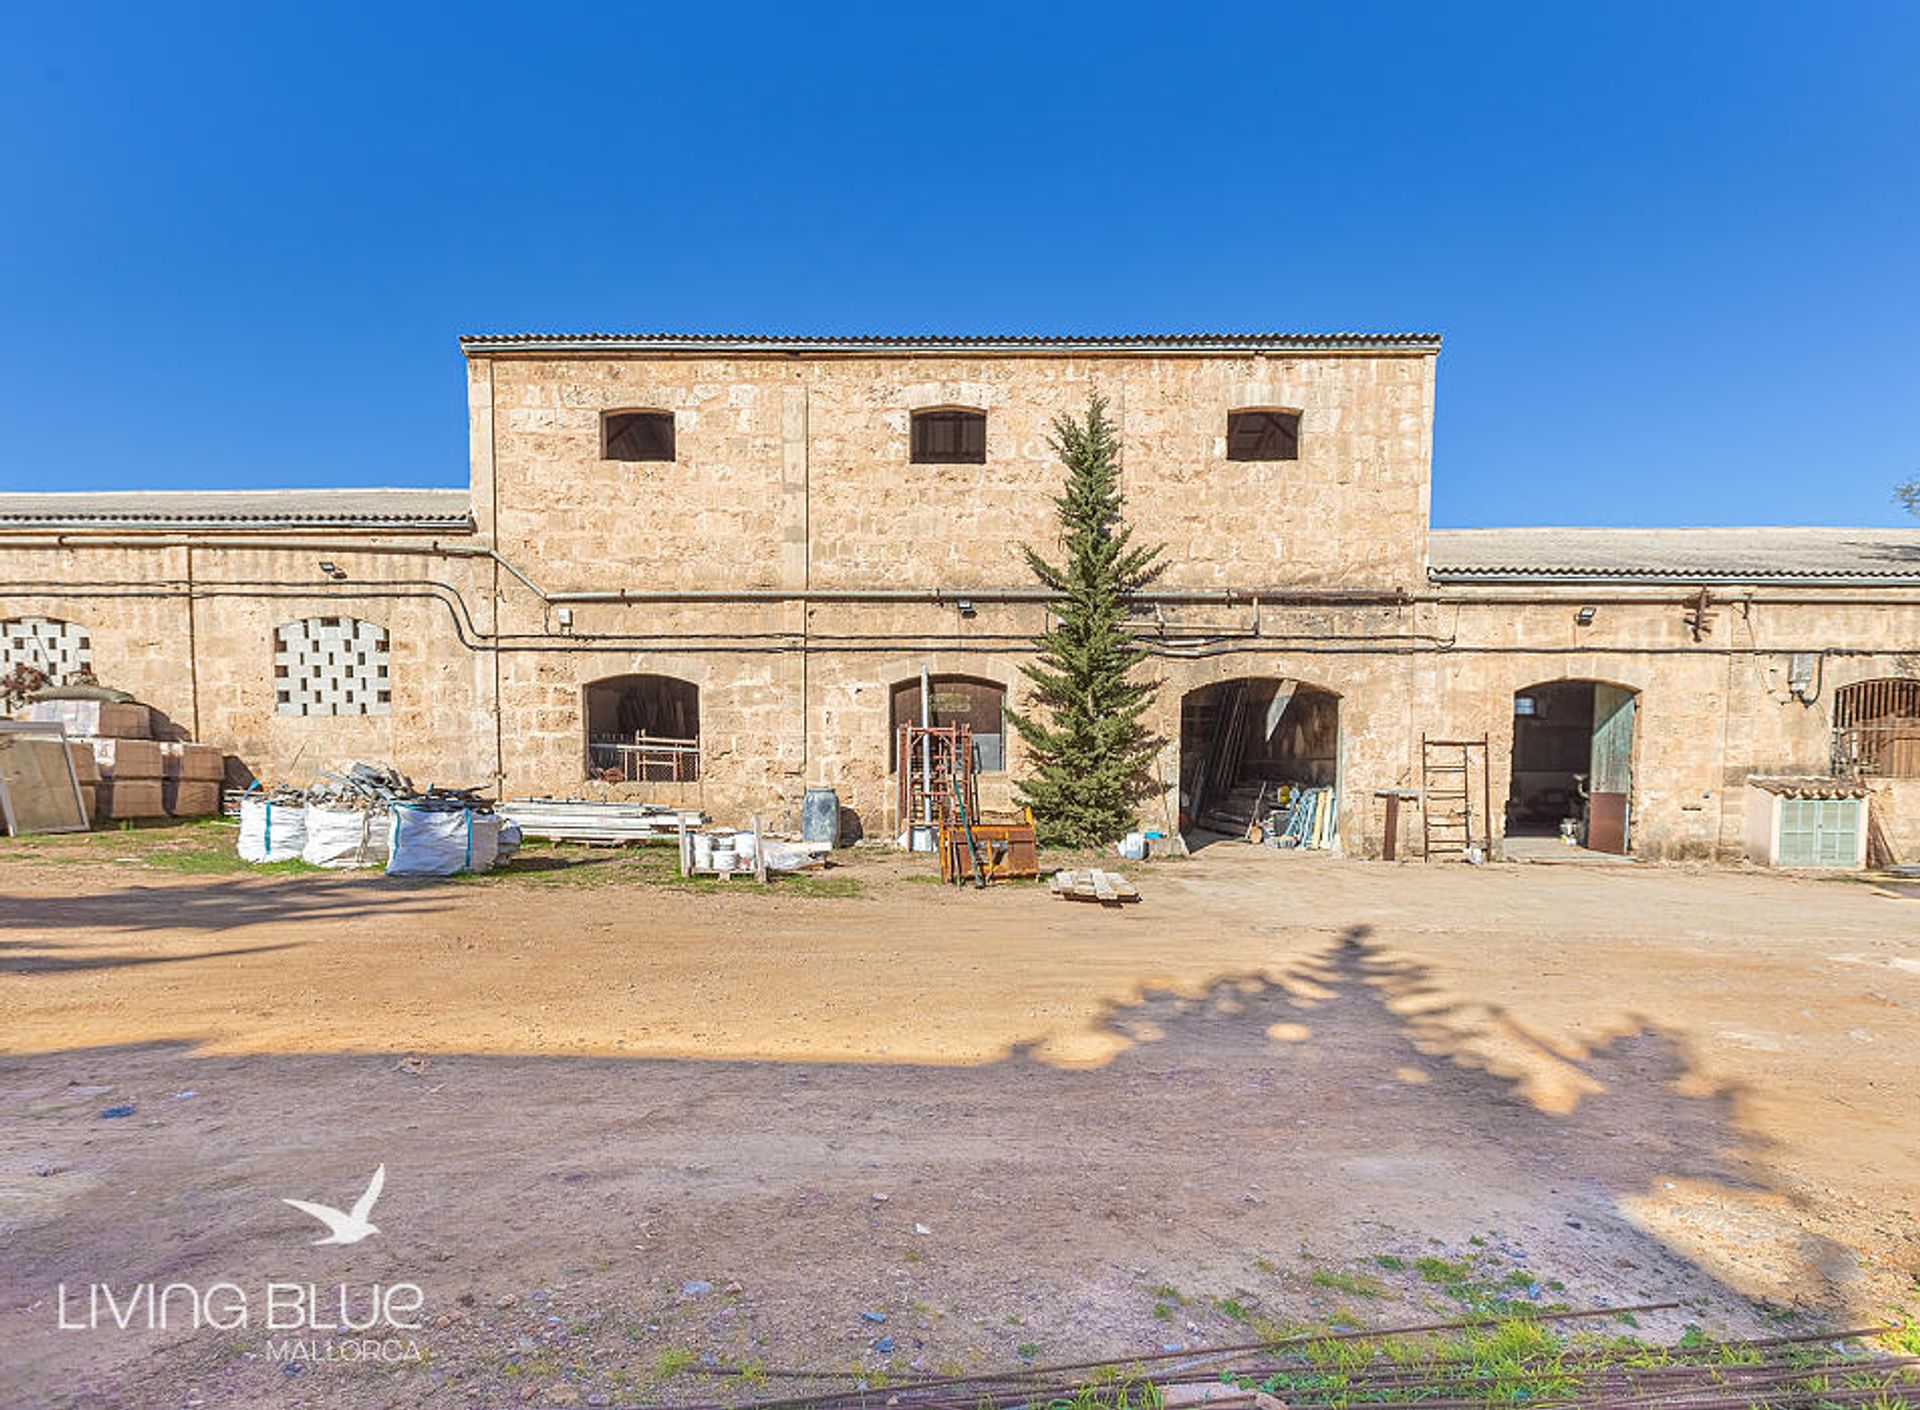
[896,723,977,836]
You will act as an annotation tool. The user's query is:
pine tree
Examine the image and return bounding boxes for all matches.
[1008,395,1165,846]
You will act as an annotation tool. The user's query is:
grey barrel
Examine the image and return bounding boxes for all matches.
[800,786,841,847]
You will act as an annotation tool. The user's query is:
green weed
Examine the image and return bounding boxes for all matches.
[1311,1268,1387,1299]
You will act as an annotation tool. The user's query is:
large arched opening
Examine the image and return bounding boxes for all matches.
[1507,679,1638,853]
[583,673,700,781]
[1179,677,1340,845]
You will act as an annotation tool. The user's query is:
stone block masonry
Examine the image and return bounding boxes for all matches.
[5,334,1918,863]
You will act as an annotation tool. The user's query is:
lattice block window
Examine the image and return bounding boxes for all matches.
[274,617,391,717]
[1,617,93,685]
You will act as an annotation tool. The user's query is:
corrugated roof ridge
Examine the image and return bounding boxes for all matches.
[459,330,1442,350]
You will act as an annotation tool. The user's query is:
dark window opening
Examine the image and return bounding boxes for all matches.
[910,410,987,465]
[584,673,701,781]
[890,675,1006,773]
[602,411,676,462]
[1833,678,1920,779]
[1226,410,1300,461]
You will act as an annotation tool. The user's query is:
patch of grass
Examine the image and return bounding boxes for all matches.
[1412,1254,1475,1284]
[1216,1296,1251,1322]
[1015,1342,1039,1360]
[651,1347,697,1379]
[1372,1254,1406,1273]
[1311,1268,1387,1299]
[469,843,865,897]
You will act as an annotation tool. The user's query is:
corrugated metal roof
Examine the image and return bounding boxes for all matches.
[459,331,1443,355]
[0,488,473,532]
[1430,527,1920,583]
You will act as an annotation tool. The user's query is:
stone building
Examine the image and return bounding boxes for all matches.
[3,331,1917,862]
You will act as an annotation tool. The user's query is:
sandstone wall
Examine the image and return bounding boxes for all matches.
[6,546,1919,862]
[473,350,1436,597]
[0,544,497,788]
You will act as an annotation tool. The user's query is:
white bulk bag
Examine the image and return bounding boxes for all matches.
[385,806,500,877]
[301,806,389,870]
[238,796,307,864]
[495,817,523,862]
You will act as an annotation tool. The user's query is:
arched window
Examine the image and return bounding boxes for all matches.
[602,410,676,462]
[1833,678,1920,779]
[910,409,987,465]
[1226,409,1301,461]
[274,617,391,716]
[0,617,92,687]
[890,675,1006,773]
[584,673,700,781]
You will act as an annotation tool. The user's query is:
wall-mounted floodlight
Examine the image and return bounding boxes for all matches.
[317,560,347,581]
[1575,606,1597,625]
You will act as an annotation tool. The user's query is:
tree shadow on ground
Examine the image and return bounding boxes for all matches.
[0,876,450,937]
[0,937,307,976]
[0,926,1879,1405]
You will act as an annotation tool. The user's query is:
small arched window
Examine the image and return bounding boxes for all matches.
[0,617,92,687]
[1833,678,1920,779]
[274,617,391,716]
[911,409,987,465]
[602,410,676,462]
[1226,409,1301,461]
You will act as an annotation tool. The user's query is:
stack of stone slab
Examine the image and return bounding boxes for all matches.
[87,736,166,820]
[25,700,225,821]
[159,742,224,817]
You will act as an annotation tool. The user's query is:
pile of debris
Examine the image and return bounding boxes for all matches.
[24,695,224,823]
[236,762,521,877]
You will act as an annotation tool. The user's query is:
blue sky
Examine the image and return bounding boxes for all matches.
[2,2,1916,527]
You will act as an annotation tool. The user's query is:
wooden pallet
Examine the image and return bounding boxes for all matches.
[1048,869,1141,904]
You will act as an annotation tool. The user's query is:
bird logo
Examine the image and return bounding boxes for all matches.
[281,1165,386,1245]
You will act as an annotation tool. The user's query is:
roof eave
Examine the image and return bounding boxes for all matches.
[0,516,476,534]
[458,332,1444,357]
[1431,569,1920,587]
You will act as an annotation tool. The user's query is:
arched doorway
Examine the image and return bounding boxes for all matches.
[583,674,700,781]
[1508,680,1637,853]
[1179,677,1340,844]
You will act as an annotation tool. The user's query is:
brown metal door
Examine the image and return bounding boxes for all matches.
[1587,791,1628,853]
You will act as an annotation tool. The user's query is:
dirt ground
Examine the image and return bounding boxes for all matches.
[1,831,1916,1409]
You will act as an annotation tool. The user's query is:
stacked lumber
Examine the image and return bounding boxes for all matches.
[1199,782,1268,835]
[499,797,706,844]
[1048,868,1141,904]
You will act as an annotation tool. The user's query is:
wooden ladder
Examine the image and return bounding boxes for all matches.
[1421,735,1491,861]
